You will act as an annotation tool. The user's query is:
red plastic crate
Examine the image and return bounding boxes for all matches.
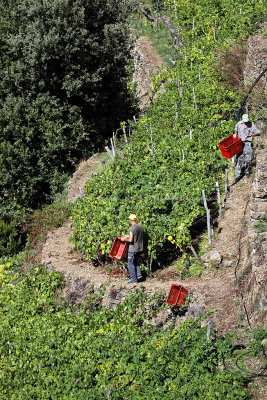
[109,237,129,261]
[166,284,188,307]
[218,134,242,159]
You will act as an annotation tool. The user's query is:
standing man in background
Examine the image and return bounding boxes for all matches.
[120,214,143,284]
[233,113,260,184]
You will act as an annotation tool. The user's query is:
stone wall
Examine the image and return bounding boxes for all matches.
[243,23,267,87]
[245,149,267,325]
[242,24,267,326]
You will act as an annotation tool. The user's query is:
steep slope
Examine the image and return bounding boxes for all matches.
[39,162,256,336]
[40,26,266,337]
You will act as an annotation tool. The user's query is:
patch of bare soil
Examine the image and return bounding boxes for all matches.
[213,178,251,263]
[133,35,165,108]
[67,153,106,203]
[136,36,165,74]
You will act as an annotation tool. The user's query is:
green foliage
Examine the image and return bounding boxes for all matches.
[0,220,17,257]
[0,94,85,207]
[72,75,236,261]
[255,213,267,234]
[184,256,205,278]
[0,203,26,257]
[72,0,265,262]
[0,0,135,214]
[249,328,267,369]
[25,200,72,249]
[0,265,252,399]
[249,328,267,357]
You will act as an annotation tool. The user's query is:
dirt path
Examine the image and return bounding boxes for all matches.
[133,35,165,108]
[41,219,239,334]
[67,153,107,203]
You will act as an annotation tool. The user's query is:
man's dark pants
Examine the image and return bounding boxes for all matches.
[128,251,142,283]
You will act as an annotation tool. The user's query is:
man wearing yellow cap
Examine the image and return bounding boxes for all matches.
[233,113,260,184]
[120,214,144,284]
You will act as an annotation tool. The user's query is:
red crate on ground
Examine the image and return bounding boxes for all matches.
[218,134,242,159]
[109,237,129,261]
[166,284,188,307]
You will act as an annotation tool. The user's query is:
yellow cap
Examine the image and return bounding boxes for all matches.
[128,214,137,220]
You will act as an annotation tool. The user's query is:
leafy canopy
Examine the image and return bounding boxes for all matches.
[0,0,135,215]
[0,264,252,399]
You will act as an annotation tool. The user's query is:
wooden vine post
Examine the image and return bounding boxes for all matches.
[202,189,207,210]
[202,190,212,245]
[207,208,212,245]
[147,254,153,280]
[213,20,217,40]
[206,321,211,341]
[215,181,222,218]
[122,127,128,143]
[189,129,193,139]
[180,224,200,263]
[175,103,178,120]
[106,387,111,400]
[193,87,198,113]
[223,169,229,203]
[105,146,114,161]
[190,244,200,261]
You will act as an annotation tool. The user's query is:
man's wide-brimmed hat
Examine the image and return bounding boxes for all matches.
[128,214,137,220]
[242,114,249,122]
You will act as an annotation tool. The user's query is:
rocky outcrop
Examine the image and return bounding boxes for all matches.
[201,249,222,266]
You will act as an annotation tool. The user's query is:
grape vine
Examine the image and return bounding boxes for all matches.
[72,0,265,262]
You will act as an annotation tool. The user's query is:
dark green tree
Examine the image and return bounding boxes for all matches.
[0,0,135,214]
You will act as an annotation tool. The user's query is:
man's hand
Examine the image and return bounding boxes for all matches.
[233,131,237,139]
[120,232,133,243]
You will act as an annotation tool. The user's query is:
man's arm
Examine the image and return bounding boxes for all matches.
[120,231,133,243]
[246,132,260,138]
[233,122,239,139]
